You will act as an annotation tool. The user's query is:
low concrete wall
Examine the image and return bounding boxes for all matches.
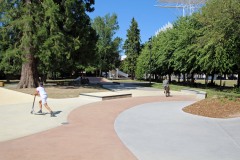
[80,92,132,101]
[181,89,207,100]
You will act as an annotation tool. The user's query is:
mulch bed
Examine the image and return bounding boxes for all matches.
[183,98,240,118]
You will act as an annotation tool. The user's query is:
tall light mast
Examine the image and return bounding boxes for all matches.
[155,0,207,16]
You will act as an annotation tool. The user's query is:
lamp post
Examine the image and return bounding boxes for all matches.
[149,37,152,84]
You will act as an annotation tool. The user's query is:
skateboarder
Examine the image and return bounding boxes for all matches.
[34,82,55,117]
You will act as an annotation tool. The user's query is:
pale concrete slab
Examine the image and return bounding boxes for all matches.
[80,91,132,100]
[115,101,240,160]
[0,87,101,142]
[0,87,34,105]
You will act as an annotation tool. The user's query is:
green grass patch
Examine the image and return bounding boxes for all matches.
[195,79,237,87]
[152,82,240,99]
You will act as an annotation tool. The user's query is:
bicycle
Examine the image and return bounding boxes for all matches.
[164,86,170,97]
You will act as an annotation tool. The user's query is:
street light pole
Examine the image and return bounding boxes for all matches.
[149,37,152,84]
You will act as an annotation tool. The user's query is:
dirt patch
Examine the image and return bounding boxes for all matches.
[6,85,109,99]
[183,98,240,118]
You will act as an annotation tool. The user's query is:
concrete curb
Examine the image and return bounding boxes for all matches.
[181,88,207,100]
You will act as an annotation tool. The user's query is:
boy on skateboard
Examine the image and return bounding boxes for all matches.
[34,82,55,117]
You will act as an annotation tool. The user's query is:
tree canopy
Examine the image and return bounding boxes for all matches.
[91,13,122,76]
[0,0,97,88]
[136,0,240,87]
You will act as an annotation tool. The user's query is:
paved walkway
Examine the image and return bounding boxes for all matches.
[0,84,240,160]
[115,101,240,160]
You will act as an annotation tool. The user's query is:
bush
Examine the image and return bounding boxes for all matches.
[233,87,240,94]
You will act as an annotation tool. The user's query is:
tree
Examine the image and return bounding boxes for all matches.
[135,43,150,79]
[0,1,22,80]
[136,0,240,88]
[0,0,96,88]
[172,15,202,83]
[0,0,40,88]
[197,0,240,86]
[91,13,121,76]
[39,0,97,79]
[123,18,141,80]
[155,29,176,81]
[136,29,175,81]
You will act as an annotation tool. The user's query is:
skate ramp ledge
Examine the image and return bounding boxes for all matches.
[80,92,132,101]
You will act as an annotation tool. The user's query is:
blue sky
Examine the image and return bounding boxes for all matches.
[88,0,183,45]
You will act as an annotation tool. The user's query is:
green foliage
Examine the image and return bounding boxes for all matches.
[123,18,141,79]
[0,0,97,79]
[135,45,150,79]
[233,87,240,94]
[154,29,175,75]
[171,16,201,75]
[91,13,122,75]
[0,1,23,75]
[197,0,239,75]
[135,0,240,87]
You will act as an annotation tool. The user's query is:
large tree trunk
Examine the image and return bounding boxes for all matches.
[168,74,171,83]
[131,70,134,80]
[210,73,214,84]
[17,0,39,88]
[17,54,39,88]
[178,73,180,82]
[183,73,186,82]
[204,73,208,85]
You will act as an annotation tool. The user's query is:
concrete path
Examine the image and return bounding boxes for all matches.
[115,101,240,160]
[0,87,102,142]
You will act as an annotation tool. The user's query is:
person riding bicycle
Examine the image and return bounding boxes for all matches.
[162,76,169,94]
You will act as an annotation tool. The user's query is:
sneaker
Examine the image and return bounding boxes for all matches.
[50,111,56,117]
[37,110,42,114]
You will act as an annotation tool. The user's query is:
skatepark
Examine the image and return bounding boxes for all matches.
[0,82,240,160]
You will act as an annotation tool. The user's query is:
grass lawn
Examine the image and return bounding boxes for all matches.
[195,79,237,87]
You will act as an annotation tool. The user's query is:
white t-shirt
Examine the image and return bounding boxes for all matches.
[36,86,47,98]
